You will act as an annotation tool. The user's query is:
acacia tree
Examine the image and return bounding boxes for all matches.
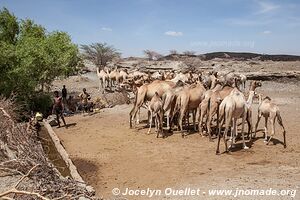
[80,43,121,68]
[169,50,178,55]
[183,50,196,56]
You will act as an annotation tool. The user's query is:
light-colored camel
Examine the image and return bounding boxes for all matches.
[109,68,120,87]
[199,80,261,141]
[96,67,109,90]
[239,74,247,89]
[147,92,164,138]
[129,80,177,128]
[254,94,286,147]
[174,82,206,137]
[118,69,128,83]
[216,88,248,154]
[151,71,163,80]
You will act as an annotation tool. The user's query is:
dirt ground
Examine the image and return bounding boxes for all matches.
[54,79,300,200]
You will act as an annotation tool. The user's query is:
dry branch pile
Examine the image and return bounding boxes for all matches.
[0,98,96,199]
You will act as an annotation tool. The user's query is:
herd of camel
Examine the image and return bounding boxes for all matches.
[96,66,286,154]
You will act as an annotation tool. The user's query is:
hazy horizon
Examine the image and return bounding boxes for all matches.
[1,0,300,57]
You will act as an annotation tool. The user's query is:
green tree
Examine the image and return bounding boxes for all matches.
[81,42,121,67]
[0,8,81,115]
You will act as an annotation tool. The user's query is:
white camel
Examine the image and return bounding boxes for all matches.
[96,67,109,90]
[254,94,286,147]
[216,88,248,154]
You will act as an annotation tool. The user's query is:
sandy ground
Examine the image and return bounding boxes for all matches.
[54,80,300,200]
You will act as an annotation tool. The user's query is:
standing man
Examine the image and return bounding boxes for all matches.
[52,91,67,128]
[62,85,67,103]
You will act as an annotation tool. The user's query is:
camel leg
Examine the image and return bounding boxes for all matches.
[241,114,249,149]
[198,102,207,136]
[193,109,196,132]
[136,108,141,124]
[166,111,170,130]
[264,116,269,142]
[179,108,187,137]
[154,114,158,133]
[207,104,217,141]
[247,110,252,139]
[267,115,276,145]
[147,111,153,134]
[223,121,230,153]
[98,79,102,91]
[229,119,237,149]
[216,116,224,155]
[254,112,262,139]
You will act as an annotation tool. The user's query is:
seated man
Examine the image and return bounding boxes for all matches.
[78,88,93,112]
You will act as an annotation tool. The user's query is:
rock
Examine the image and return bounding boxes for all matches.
[47,115,58,126]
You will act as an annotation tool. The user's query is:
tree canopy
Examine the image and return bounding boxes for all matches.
[0,7,80,98]
[81,43,121,68]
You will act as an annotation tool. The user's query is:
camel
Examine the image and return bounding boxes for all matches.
[118,69,128,84]
[147,92,164,138]
[109,67,120,88]
[173,82,206,137]
[198,82,234,141]
[199,80,261,141]
[161,81,186,130]
[254,94,286,147]
[216,88,248,154]
[129,80,177,128]
[163,70,175,80]
[197,79,223,138]
[239,74,247,90]
[151,71,163,80]
[96,67,109,90]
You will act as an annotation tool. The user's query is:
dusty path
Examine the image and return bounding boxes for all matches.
[54,81,300,200]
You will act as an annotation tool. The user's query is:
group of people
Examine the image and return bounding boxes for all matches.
[52,85,93,128]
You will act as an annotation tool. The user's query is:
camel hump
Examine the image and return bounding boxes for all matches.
[264,96,272,101]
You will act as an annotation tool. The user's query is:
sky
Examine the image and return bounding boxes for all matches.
[1,0,300,57]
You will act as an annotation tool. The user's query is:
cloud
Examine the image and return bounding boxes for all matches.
[256,1,280,14]
[101,27,112,31]
[164,31,183,37]
[262,30,272,34]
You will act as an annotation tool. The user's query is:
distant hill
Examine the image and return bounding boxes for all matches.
[159,52,300,61]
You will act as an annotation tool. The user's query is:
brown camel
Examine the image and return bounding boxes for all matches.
[254,94,286,148]
[129,80,177,128]
[174,82,206,137]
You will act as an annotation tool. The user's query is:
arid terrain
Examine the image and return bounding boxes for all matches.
[52,60,300,200]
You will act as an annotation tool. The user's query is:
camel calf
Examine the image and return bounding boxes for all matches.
[147,92,164,138]
[254,94,286,148]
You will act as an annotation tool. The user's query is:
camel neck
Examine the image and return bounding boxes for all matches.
[247,91,255,106]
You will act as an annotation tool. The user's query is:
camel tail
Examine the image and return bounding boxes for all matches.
[276,110,285,129]
[173,95,181,115]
